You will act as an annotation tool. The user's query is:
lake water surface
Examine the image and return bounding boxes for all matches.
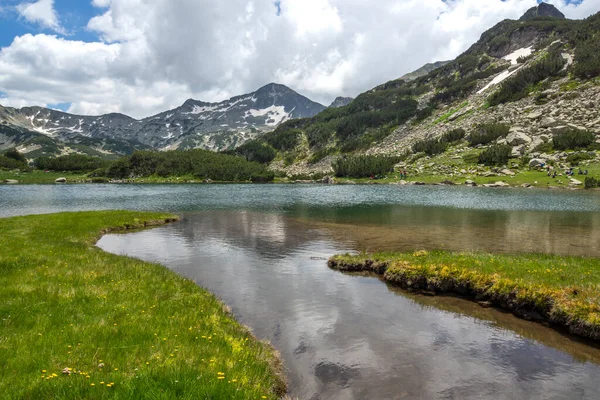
[3,184,600,399]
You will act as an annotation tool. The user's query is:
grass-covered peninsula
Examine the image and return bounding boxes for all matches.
[329,251,600,340]
[0,211,286,399]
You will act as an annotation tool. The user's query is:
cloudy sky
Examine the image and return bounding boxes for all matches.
[0,0,598,118]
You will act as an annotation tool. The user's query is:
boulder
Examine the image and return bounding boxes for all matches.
[321,176,335,184]
[55,177,67,183]
[465,180,477,186]
[569,178,583,186]
[501,169,515,176]
[527,111,543,120]
[528,137,544,153]
[511,145,525,157]
[540,117,559,128]
[529,158,546,167]
[506,131,532,146]
[539,134,550,143]
[483,181,509,188]
[3,179,18,184]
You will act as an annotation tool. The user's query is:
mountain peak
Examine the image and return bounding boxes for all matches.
[329,97,353,108]
[520,2,565,21]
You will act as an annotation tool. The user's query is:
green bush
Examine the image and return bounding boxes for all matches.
[585,177,599,189]
[553,129,595,150]
[566,152,594,165]
[332,155,400,178]
[229,140,276,164]
[263,128,301,151]
[106,149,273,182]
[0,155,27,170]
[3,148,26,163]
[468,123,510,146]
[573,38,600,79]
[441,128,466,143]
[534,141,554,153]
[412,138,448,156]
[478,144,511,166]
[35,154,108,172]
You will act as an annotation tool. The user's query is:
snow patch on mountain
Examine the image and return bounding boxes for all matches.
[245,105,290,126]
[503,47,533,65]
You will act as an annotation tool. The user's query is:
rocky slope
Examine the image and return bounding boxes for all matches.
[329,97,354,108]
[399,61,451,82]
[0,83,325,158]
[237,3,599,181]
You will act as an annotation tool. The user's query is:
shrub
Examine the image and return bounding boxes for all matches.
[441,128,466,143]
[585,177,599,189]
[478,144,511,166]
[573,38,600,79]
[412,138,448,156]
[35,154,108,172]
[3,148,26,163]
[106,149,273,182]
[566,152,594,165]
[533,141,554,153]
[0,155,27,170]
[230,140,276,164]
[468,123,510,146]
[332,155,400,178]
[263,128,301,151]
[553,129,595,150]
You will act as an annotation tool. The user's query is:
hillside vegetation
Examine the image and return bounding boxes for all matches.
[226,11,600,184]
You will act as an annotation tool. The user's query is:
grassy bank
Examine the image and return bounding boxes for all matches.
[0,211,286,399]
[329,251,600,340]
[0,170,87,184]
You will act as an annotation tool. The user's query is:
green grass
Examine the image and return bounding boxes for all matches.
[0,170,87,184]
[329,250,600,339]
[433,101,468,125]
[0,211,285,399]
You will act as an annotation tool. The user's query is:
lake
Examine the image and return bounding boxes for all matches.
[3,184,600,398]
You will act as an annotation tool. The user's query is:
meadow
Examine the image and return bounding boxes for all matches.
[0,211,285,399]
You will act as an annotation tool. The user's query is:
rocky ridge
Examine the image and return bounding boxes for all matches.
[0,83,325,157]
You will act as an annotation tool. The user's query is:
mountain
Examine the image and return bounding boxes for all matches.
[520,2,565,21]
[329,97,354,108]
[399,61,451,82]
[231,8,600,176]
[0,83,325,158]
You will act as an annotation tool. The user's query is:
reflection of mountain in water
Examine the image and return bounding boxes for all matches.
[292,204,600,257]
[175,211,328,260]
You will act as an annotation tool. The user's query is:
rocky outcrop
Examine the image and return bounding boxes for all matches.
[520,3,565,21]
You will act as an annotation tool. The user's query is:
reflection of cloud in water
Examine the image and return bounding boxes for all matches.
[98,211,600,399]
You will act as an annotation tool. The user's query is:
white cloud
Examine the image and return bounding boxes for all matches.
[16,0,64,33]
[1,0,599,118]
[92,0,112,7]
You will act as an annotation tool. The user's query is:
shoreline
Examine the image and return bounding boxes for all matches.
[0,211,287,399]
[2,178,599,191]
[328,252,600,341]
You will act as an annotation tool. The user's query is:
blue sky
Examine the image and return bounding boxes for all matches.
[0,0,99,47]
